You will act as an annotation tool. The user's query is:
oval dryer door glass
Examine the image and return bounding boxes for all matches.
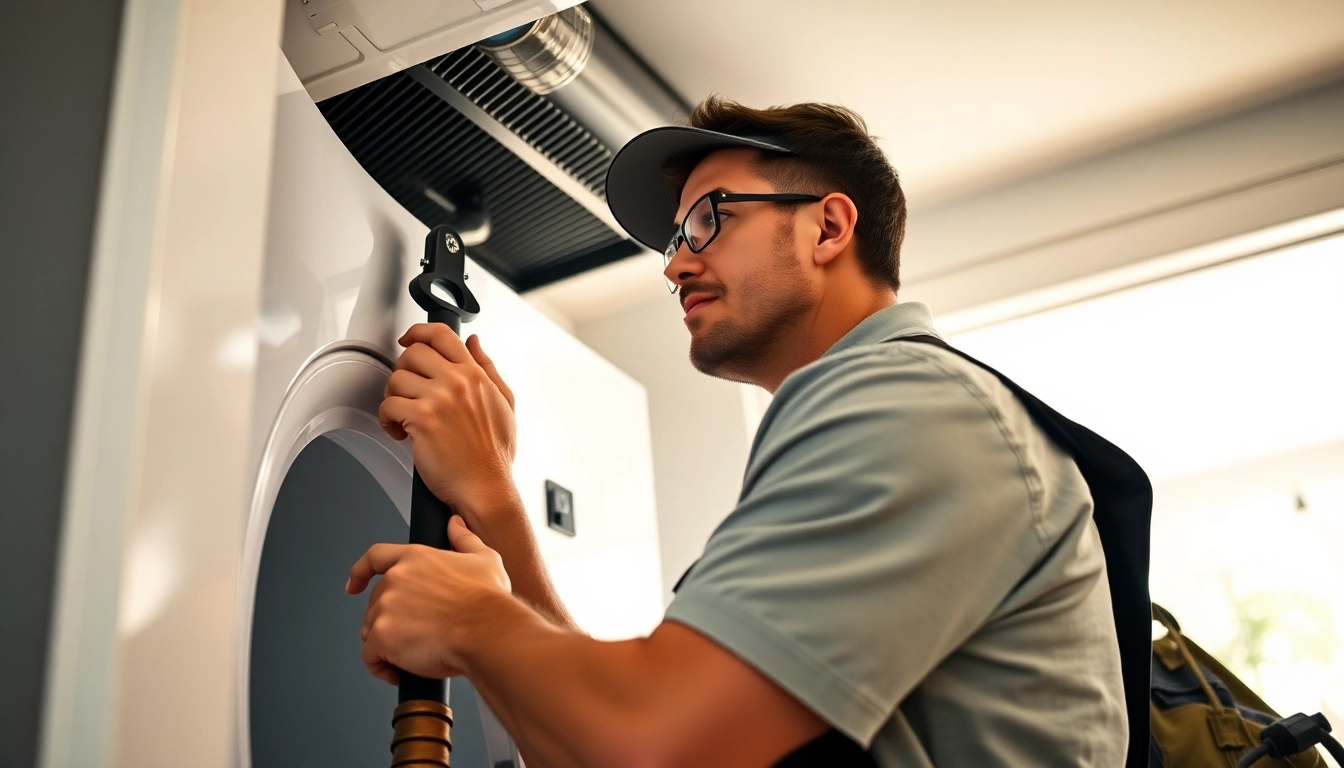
[249,435,500,767]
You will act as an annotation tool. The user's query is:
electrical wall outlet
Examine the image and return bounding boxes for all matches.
[545,480,575,536]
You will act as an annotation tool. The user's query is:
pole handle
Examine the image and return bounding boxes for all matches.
[398,470,452,704]
[389,225,478,766]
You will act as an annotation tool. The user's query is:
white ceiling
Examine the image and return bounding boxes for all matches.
[591,0,1344,205]
[530,0,1344,326]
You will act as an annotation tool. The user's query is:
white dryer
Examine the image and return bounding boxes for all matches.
[229,54,665,767]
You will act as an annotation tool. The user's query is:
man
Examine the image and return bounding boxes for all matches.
[349,98,1128,767]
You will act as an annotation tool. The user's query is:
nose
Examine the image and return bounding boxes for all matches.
[663,241,704,290]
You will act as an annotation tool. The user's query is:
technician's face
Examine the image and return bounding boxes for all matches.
[664,149,817,382]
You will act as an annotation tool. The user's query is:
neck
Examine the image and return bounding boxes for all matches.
[753,285,896,393]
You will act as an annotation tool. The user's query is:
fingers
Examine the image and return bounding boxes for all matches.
[361,575,393,639]
[393,341,451,380]
[347,543,407,594]
[467,335,515,409]
[377,396,414,441]
[362,636,401,686]
[447,515,488,553]
[399,323,470,364]
[372,663,399,687]
[394,328,511,407]
[383,368,434,404]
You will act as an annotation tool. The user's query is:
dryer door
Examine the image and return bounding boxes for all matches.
[238,345,518,767]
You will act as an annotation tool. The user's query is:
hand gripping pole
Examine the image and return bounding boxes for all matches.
[392,226,481,767]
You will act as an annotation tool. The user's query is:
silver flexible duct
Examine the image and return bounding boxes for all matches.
[478,8,687,152]
[477,7,594,96]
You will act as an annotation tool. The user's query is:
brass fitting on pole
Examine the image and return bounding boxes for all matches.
[391,700,454,767]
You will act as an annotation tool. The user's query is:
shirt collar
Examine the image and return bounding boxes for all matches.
[823,302,942,359]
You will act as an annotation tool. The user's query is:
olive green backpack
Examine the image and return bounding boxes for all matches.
[1150,602,1341,767]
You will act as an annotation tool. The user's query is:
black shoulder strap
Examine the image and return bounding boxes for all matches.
[897,334,1153,768]
[772,729,879,768]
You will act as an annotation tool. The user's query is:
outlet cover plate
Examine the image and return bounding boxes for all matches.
[545,480,575,536]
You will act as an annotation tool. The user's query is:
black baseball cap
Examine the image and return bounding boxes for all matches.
[604,126,796,252]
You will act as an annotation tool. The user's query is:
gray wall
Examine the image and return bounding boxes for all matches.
[0,1,126,765]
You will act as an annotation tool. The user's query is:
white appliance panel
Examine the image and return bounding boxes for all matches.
[230,54,663,765]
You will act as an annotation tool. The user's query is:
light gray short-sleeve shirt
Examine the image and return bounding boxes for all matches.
[665,302,1126,767]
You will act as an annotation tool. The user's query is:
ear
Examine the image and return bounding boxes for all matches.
[812,193,858,267]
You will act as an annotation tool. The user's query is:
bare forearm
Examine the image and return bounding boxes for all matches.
[455,608,826,768]
[455,594,657,768]
[460,488,578,632]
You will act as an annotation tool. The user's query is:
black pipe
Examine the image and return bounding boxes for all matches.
[391,226,481,767]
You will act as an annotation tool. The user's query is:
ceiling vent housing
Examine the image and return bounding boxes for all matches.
[284,2,687,292]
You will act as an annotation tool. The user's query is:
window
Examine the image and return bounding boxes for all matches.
[950,231,1344,737]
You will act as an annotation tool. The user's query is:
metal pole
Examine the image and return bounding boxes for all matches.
[391,226,481,767]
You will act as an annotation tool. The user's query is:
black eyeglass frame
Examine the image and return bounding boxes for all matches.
[663,191,825,264]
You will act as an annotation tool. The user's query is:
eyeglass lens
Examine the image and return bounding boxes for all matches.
[662,240,678,293]
[662,194,720,293]
[685,194,717,251]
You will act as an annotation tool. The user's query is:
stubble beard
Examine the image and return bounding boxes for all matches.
[687,221,813,383]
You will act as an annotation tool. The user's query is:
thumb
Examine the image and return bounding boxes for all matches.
[447,515,488,553]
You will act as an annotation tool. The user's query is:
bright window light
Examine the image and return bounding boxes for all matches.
[950,231,1344,749]
[950,232,1344,482]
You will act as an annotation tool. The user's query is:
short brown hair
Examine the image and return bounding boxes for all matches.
[665,96,907,291]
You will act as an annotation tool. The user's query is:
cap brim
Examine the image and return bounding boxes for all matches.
[604,126,793,251]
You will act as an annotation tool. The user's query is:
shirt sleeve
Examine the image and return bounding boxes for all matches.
[664,344,1051,746]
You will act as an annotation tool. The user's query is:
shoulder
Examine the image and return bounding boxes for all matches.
[745,337,1076,541]
[757,337,1016,452]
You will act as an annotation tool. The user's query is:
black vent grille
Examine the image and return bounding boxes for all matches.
[318,58,638,292]
[426,47,613,197]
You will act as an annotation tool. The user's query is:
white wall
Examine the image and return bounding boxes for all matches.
[470,270,666,639]
[577,297,754,602]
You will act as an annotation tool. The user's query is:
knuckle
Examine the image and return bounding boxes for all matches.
[370,616,392,638]
[424,389,448,411]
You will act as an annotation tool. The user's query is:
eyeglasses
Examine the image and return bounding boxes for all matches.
[662,190,824,292]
